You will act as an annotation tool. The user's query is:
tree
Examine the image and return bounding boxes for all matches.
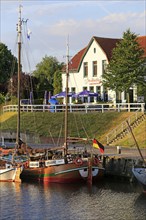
[53,70,63,95]
[137,84,146,103]
[33,56,63,98]
[103,29,146,101]
[0,93,5,104]
[0,43,18,94]
[7,72,35,99]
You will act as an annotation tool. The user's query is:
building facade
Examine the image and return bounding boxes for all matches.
[62,36,146,104]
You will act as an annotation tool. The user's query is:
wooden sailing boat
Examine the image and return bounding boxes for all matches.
[0,5,23,182]
[0,160,18,182]
[20,11,104,184]
[126,121,146,192]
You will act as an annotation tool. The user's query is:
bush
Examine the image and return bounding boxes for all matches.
[0,93,5,104]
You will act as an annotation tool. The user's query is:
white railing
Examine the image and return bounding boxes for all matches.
[106,112,145,145]
[2,103,145,113]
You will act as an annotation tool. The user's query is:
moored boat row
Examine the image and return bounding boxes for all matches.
[0,4,104,185]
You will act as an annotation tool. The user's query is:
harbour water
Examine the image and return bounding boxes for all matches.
[0,180,146,220]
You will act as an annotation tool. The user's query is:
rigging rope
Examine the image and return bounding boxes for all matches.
[57,125,63,147]
[78,114,90,140]
[49,129,56,147]
[68,66,92,140]
[73,113,80,137]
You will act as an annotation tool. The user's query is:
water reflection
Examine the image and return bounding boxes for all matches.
[0,180,145,220]
[94,178,143,194]
[133,193,146,219]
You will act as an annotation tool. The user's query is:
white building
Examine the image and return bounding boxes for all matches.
[62,36,146,104]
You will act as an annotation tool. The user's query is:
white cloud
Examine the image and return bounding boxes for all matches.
[39,10,145,38]
[1,0,145,72]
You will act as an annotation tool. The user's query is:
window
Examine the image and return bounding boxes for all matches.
[83,62,88,78]
[89,86,94,92]
[94,48,96,53]
[71,87,76,93]
[102,60,107,75]
[83,87,87,90]
[93,61,97,77]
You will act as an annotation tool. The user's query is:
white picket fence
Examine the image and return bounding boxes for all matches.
[2,103,145,113]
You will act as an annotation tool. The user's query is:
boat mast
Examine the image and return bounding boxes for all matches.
[64,37,69,155]
[16,5,22,147]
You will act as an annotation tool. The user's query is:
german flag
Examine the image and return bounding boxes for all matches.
[93,138,104,154]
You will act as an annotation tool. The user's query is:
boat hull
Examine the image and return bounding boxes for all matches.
[132,167,146,192]
[0,168,16,182]
[20,162,104,183]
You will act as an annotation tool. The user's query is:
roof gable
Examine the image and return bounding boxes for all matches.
[69,36,120,72]
[69,35,146,72]
[93,36,121,61]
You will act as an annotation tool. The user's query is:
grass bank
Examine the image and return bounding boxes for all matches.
[0,111,145,148]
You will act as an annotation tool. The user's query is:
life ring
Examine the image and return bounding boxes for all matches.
[74,158,83,166]
[24,161,29,168]
[93,158,99,165]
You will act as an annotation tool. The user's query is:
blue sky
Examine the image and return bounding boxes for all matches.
[0,0,146,72]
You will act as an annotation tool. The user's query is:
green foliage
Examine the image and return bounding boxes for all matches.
[33,56,59,82]
[0,43,18,94]
[0,93,5,104]
[137,84,146,102]
[53,70,62,95]
[103,29,146,93]
[33,56,63,98]
[6,72,35,100]
[9,96,17,104]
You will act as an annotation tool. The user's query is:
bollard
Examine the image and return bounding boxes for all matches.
[117,146,121,154]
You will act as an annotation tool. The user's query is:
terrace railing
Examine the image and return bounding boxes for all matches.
[2,103,145,113]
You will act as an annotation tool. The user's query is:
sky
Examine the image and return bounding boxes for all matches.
[0,0,146,72]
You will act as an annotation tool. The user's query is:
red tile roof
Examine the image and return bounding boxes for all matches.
[69,36,146,72]
[93,36,121,61]
[137,36,146,57]
[68,47,87,71]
